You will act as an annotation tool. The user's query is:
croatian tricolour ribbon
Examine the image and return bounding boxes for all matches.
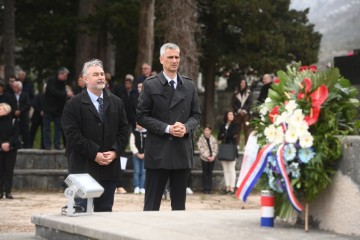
[236,139,276,202]
[276,143,304,212]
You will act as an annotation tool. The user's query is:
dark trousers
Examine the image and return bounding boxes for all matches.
[0,151,17,193]
[201,160,215,192]
[144,169,189,211]
[30,112,44,149]
[43,112,62,149]
[18,118,31,148]
[75,180,117,212]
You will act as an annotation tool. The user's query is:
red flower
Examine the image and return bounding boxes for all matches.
[308,65,317,73]
[299,65,317,73]
[274,78,280,84]
[304,107,320,126]
[310,84,328,107]
[269,106,280,123]
[302,78,312,93]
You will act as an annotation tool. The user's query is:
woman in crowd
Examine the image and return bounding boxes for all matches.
[231,78,252,147]
[217,111,238,194]
[0,103,21,199]
[197,125,218,194]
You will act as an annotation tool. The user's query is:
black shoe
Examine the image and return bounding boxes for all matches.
[0,193,3,199]
[5,193,14,199]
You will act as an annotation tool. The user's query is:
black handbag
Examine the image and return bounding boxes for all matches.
[218,143,237,161]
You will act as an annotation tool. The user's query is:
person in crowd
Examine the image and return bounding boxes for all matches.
[105,72,114,91]
[116,74,138,131]
[136,42,201,211]
[43,67,74,150]
[0,81,17,115]
[30,87,45,149]
[217,111,238,194]
[135,63,152,87]
[4,76,16,95]
[129,123,147,194]
[257,73,272,104]
[73,74,86,95]
[61,59,129,212]
[17,70,34,103]
[232,78,253,147]
[0,103,21,199]
[197,125,218,194]
[12,81,31,148]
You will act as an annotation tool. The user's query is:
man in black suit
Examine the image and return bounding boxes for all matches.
[136,43,201,211]
[12,81,31,148]
[61,59,129,212]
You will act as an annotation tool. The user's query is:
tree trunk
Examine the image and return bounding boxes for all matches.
[161,0,199,80]
[2,0,16,82]
[203,60,216,128]
[75,0,99,77]
[135,0,154,77]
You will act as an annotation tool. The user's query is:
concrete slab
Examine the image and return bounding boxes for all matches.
[31,210,357,240]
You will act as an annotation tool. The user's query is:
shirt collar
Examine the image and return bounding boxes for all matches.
[163,72,178,84]
[87,89,103,102]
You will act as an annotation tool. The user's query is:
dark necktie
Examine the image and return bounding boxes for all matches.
[169,80,175,90]
[97,97,104,121]
[169,80,175,104]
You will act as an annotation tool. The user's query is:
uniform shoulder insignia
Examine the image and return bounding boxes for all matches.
[181,75,192,80]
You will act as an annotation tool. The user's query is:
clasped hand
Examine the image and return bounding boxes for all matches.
[170,122,187,137]
[95,151,116,166]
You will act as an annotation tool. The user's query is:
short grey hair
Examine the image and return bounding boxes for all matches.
[82,59,104,77]
[160,43,180,56]
[58,67,70,74]
[13,81,23,89]
[0,102,12,115]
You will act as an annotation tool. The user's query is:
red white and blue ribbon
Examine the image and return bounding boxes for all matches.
[236,142,276,201]
[276,143,304,212]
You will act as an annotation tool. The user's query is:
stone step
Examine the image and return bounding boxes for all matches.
[13,149,244,191]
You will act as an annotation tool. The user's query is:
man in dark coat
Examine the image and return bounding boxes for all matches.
[61,59,129,212]
[43,67,74,149]
[136,43,201,211]
[12,81,31,148]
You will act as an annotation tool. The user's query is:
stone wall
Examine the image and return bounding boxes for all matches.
[13,149,243,192]
[310,136,360,236]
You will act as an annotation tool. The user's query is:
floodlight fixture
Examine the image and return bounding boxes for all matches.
[63,173,104,216]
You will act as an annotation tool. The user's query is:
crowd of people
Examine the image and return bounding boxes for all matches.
[0,42,273,212]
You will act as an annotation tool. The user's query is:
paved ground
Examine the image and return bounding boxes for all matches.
[0,190,259,233]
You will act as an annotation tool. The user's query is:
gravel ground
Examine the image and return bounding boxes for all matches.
[0,190,261,233]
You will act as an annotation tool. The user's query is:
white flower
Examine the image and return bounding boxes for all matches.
[260,105,268,116]
[265,97,272,103]
[285,126,298,143]
[275,112,289,126]
[285,100,298,115]
[296,120,309,137]
[289,109,305,126]
[299,132,314,148]
[264,125,277,143]
[274,126,285,144]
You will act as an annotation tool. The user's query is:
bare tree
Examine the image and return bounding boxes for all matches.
[135,0,155,77]
[160,0,199,80]
[2,0,16,81]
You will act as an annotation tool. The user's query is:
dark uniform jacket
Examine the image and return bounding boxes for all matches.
[136,72,201,169]
[61,89,129,181]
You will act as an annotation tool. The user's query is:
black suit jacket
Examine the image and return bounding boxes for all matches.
[15,93,31,123]
[136,72,201,169]
[61,89,129,181]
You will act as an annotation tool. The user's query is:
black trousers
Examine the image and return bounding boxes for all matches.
[0,151,17,193]
[201,160,215,192]
[75,180,117,212]
[144,169,189,211]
